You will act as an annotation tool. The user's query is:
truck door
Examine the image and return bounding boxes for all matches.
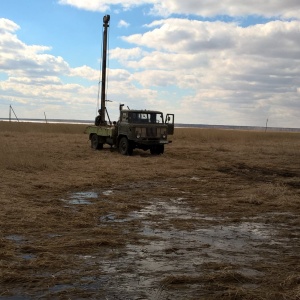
[165,114,174,135]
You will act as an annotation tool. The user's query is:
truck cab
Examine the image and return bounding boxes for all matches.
[117,109,174,155]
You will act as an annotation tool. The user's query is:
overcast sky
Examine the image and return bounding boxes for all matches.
[1,0,300,128]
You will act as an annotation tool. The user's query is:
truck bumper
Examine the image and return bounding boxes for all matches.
[135,139,170,145]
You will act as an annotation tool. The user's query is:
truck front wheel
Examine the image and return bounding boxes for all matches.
[119,137,133,155]
[91,134,103,150]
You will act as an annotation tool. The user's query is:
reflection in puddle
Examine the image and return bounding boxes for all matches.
[62,190,113,205]
[6,235,36,261]
[63,191,98,205]
[22,253,36,261]
[47,233,63,238]
[68,199,92,205]
[100,213,116,222]
[103,190,113,196]
[6,235,26,243]
[48,284,73,294]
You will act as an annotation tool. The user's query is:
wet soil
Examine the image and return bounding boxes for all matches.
[2,178,299,299]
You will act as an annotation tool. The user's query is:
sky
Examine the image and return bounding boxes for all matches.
[0,0,300,128]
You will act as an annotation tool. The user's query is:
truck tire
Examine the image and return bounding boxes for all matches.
[159,144,164,154]
[91,134,103,150]
[119,137,133,155]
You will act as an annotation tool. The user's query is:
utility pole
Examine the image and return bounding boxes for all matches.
[9,105,19,122]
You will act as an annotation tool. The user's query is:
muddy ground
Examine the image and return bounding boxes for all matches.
[0,123,299,299]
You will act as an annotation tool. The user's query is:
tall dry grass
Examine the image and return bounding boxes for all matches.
[0,122,86,171]
[0,121,299,191]
[0,121,299,299]
[0,121,86,134]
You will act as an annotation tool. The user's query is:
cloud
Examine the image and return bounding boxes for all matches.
[57,0,300,19]
[110,47,144,64]
[1,13,299,127]
[0,18,69,78]
[58,0,109,12]
[118,20,130,28]
[0,18,161,120]
[0,19,96,118]
[124,19,236,53]
[0,18,20,34]
[124,19,300,58]
[113,18,300,126]
[58,0,154,12]
[118,18,300,79]
[69,66,99,81]
[151,0,300,19]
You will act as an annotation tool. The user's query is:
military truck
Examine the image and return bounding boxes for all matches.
[84,15,174,155]
[85,105,174,155]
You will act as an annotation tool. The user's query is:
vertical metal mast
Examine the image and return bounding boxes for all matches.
[100,15,110,123]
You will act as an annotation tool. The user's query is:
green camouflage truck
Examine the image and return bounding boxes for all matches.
[85,105,174,155]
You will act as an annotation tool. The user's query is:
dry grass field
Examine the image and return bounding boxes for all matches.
[0,121,299,299]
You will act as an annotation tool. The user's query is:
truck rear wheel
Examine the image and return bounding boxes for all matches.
[91,134,103,150]
[119,137,133,155]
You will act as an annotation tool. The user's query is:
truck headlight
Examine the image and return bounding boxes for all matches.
[136,128,141,138]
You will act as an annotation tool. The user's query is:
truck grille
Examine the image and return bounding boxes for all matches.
[146,127,157,137]
[135,127,166,139]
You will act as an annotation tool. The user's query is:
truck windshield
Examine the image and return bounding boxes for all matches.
[128,112,163,124]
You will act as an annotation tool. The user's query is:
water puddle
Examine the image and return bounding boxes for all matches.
[21,253,36,261]
[102,190,113,196]
[47,233,63,238]
[62,190,114,206]
[94,197,292,299]
[4,180,298,299]
[100,213,134,224]
[48,284,74,294]
[62,191,98,205]
[6,235,26,243]
[100,213,116,222]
